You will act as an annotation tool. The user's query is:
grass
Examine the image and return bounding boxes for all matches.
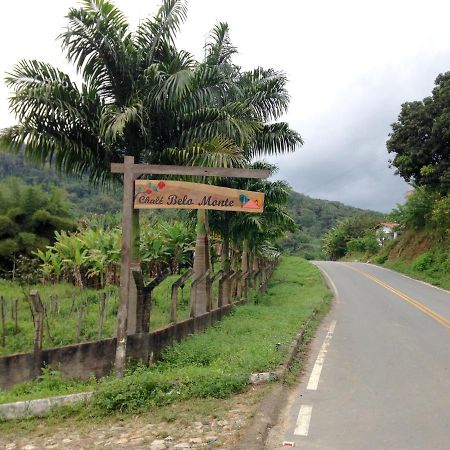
[90,256,330,415]
[373,232,450,290]
[0,256,330,411]
[383,253,450,290]
[0,367,95,405]
[0,274,193,357]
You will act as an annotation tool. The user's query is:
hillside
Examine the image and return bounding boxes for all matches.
[0,152,122,214]
[280,191,383,259]
[0,152,382,258]
[376,231,450,290]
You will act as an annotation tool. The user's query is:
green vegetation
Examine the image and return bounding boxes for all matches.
[382,230,450,290]
[322,214,381,260]
[279,190,382,259]
[325,193,450,290]
[32,216,195,287]
[0,152,123,215]
[0,177,75,277]
[387,72,450,194]
[0,367,94,405]
[0,274,192,357]
[0,257,330,409]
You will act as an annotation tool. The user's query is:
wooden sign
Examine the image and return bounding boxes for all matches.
[134,180,264,213]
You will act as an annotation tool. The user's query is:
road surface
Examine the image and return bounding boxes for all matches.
[266,262,450,450]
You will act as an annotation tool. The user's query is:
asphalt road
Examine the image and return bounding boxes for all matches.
[266,262,450,450]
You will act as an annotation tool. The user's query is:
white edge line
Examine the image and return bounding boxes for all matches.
[294,404,313,436]
[315,264,341,304]
[361,262,450,295]
[306,320,336,390]
[341,261,450,296]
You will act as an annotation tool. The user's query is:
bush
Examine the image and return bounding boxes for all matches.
[347,235,379,256]
[412,252,433,271]
[373,254,388,264]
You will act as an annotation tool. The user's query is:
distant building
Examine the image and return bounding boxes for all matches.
[376,222,399,245]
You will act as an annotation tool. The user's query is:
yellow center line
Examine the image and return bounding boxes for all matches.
[345,264,450,332]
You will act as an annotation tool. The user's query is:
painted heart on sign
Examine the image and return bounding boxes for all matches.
[157,181,166,189]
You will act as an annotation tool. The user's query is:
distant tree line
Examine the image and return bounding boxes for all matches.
[0,177,75,277]
[279,190,382,259]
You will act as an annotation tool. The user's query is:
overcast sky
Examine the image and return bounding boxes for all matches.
[2,0,450,212]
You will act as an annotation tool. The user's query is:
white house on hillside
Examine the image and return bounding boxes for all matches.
[376,222,399,245]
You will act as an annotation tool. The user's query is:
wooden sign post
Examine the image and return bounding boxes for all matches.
[112,156,270,377]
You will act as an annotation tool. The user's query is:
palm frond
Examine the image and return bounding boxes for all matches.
[100,102,143,145]
[161,138,246,168]
[60,0,133,104]
[205,22,237,66]
[251,122,303,156]
[135,0,187,65]
[238,68,290,121]
[179,102,261,148]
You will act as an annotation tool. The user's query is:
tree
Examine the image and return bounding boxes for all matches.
[387,72,450,194]
[323,214,380,259]
[0,177,75,277]
[209,162,295,299]
[0,0,251,261]
[1,0,301,374]
[183,23,301,312]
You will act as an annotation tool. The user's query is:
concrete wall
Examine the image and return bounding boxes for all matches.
[0,301,242,390]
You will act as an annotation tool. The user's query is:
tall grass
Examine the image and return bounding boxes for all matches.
[0,275,191,356]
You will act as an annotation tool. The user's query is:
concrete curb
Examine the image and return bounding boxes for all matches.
[234,300,327,450]
[0,391,93,420]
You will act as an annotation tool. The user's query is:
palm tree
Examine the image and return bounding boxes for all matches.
[0,0,301,373]
[188,24,302,310]
[0,1,249,255]
[209,162,295,300]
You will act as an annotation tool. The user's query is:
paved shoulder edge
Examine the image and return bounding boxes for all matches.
[234,293,331,450]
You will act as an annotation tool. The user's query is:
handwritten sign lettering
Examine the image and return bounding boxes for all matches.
[134,180,264,213]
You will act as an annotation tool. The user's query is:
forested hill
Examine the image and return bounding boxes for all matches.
[280,190,383,259]
[0,152,382,258]
[0,151,122,214]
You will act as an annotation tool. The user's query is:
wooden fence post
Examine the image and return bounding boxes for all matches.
[115,155,134,377]
[0,296,5,347]
[170,268,193,323]
[30,291,44,378]
[98,292,107,339]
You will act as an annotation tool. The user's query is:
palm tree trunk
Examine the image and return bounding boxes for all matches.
[192,209,211,315]
[252,253,260,289]
[238,239,249,300]
[220,235,231,305]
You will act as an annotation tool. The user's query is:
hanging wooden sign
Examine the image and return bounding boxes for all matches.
[134,180,264,213]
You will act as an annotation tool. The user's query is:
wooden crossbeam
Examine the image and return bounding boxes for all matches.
[111,163,270,179]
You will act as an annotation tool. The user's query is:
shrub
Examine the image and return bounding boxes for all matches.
[373,254,388,264]
[412,252,434,271]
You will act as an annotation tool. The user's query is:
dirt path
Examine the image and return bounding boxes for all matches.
[1,386,270,450]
